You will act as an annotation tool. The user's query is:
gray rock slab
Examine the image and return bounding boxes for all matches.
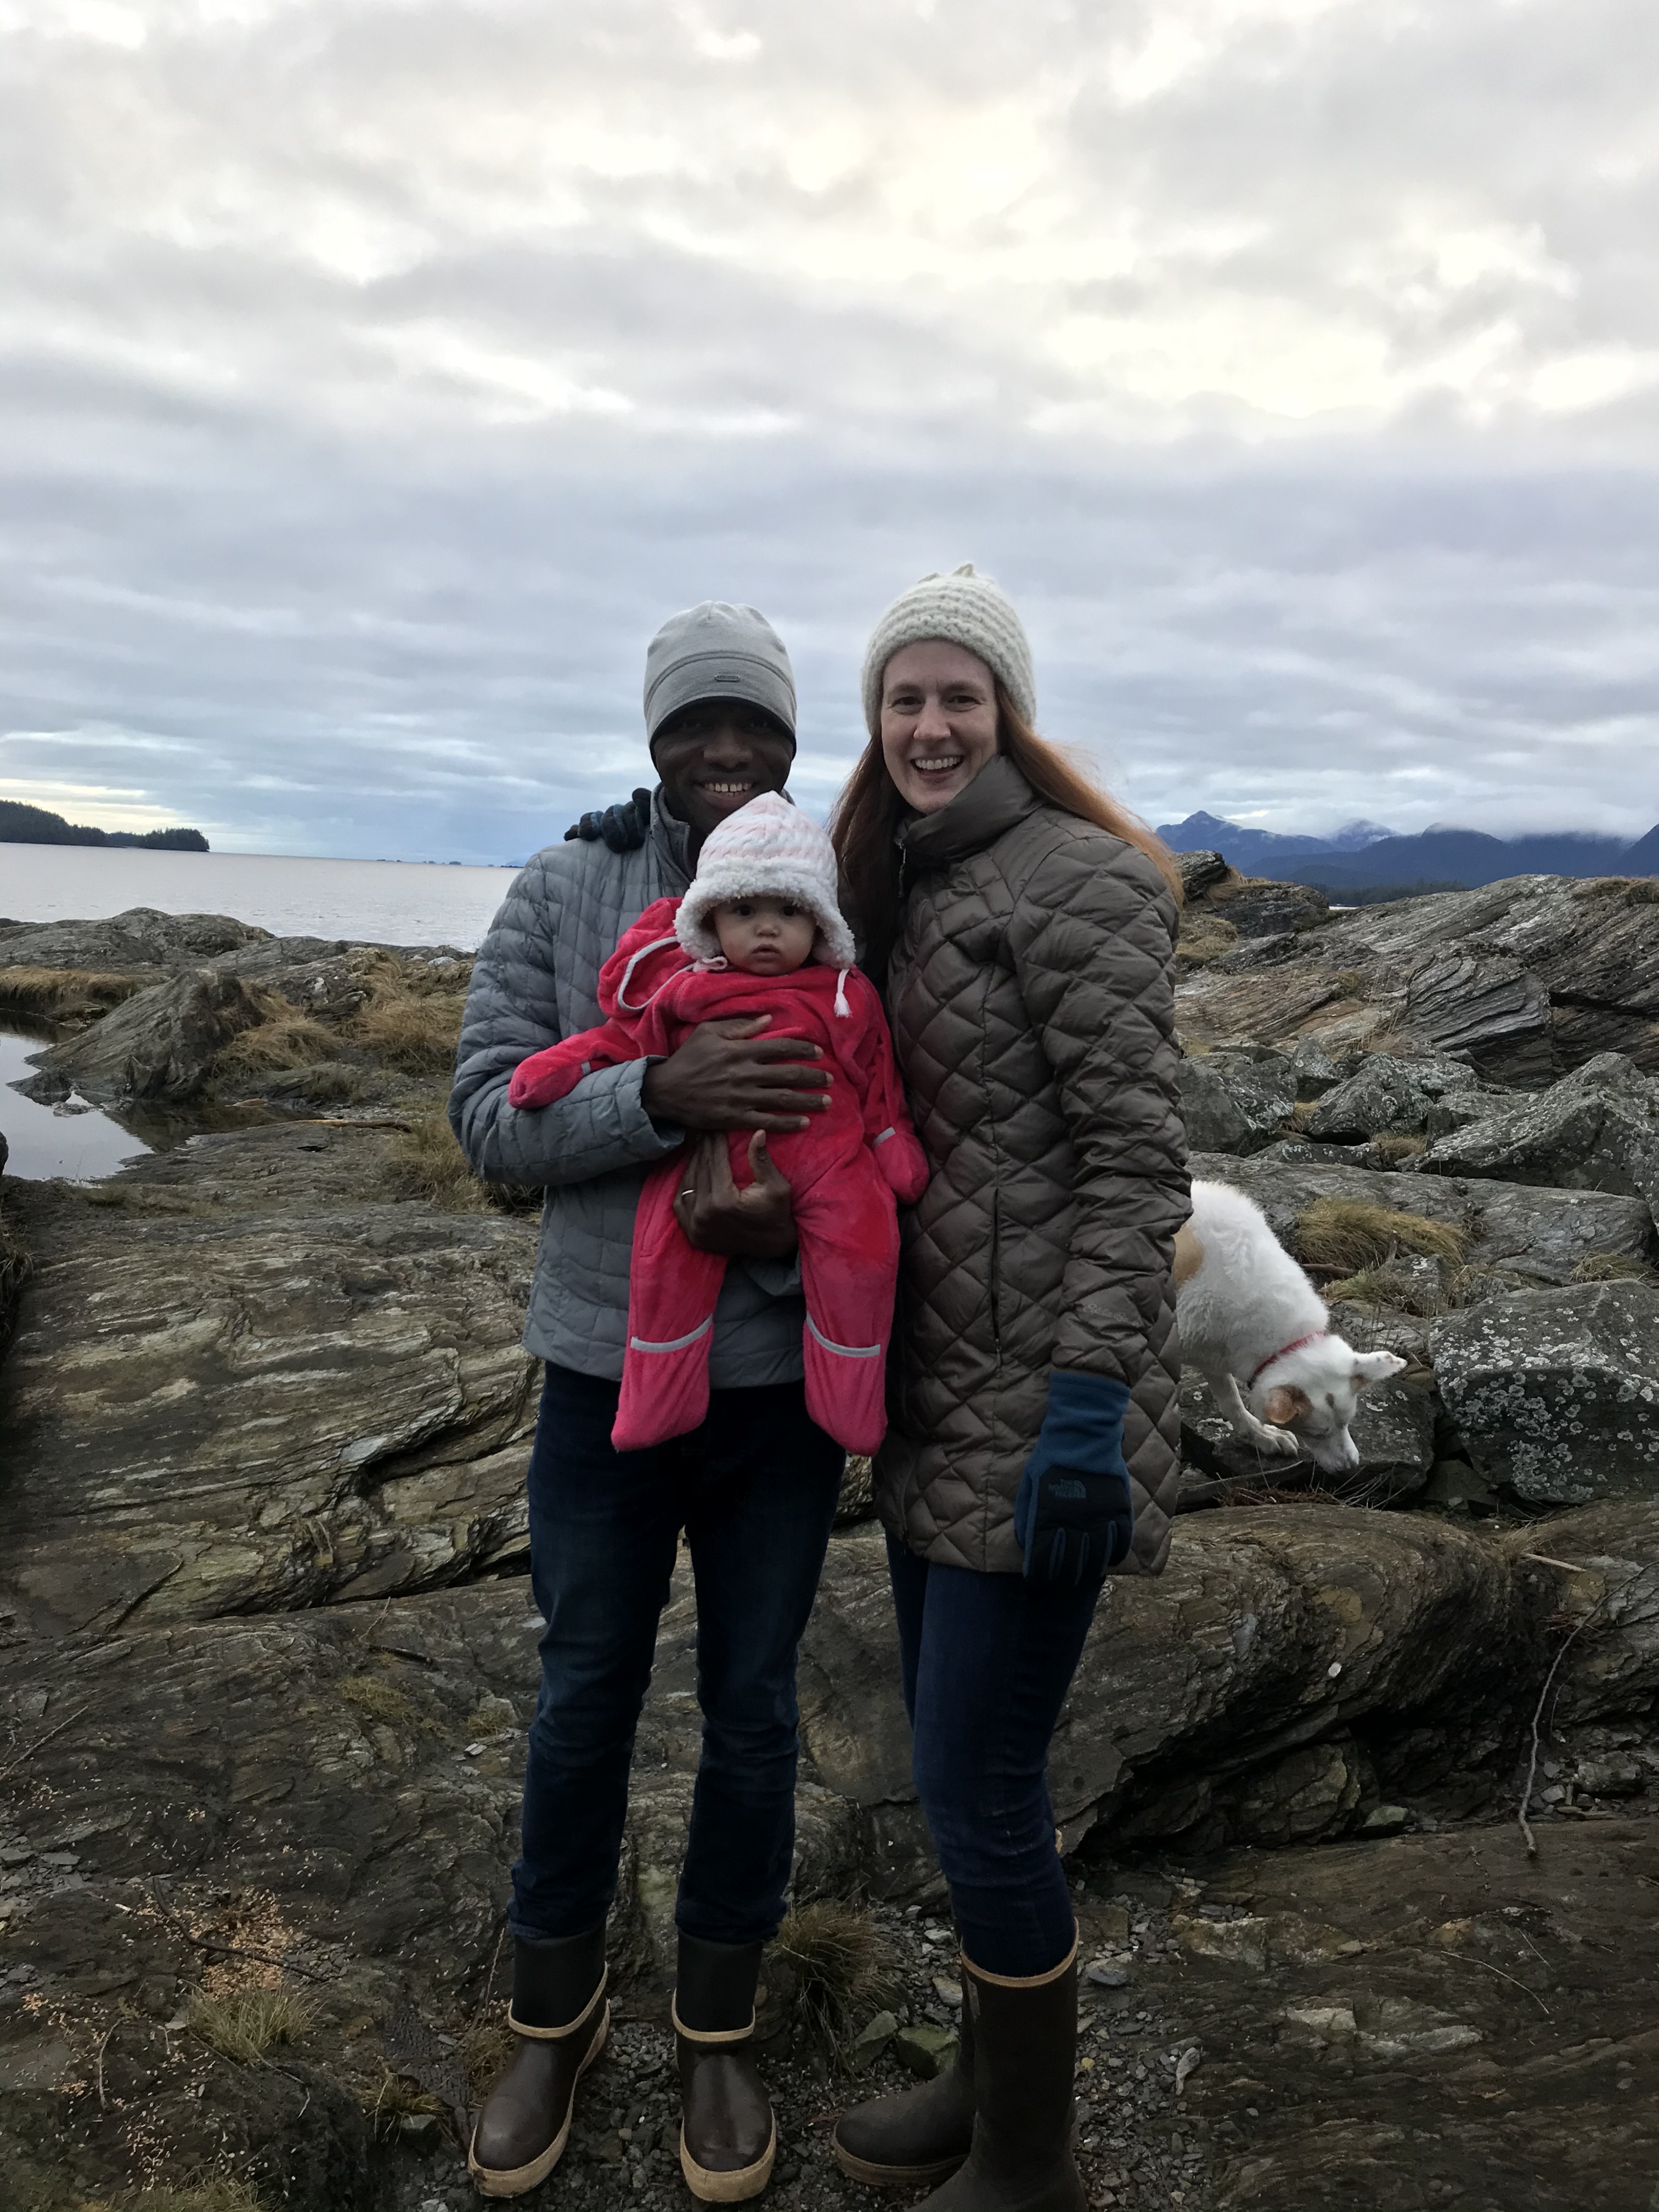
[1177,1051,1297,1154]
[29,964,273,1104]
[1176,873,1659,1080]
[0,906,270,972]
[1431,1282,1659,1506]
[1302,1053,1499,1144]
[1192,1150,1655,1285]
[0,1172,540,1639]
[1420,1049,1659,1212]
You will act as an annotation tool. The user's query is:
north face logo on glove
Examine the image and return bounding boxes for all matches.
[1047,1479,1088,1501]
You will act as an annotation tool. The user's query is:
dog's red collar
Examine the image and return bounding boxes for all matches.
[1246,1333,1329,1392]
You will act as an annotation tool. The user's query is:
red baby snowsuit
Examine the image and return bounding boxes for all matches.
[507,897,929,1455]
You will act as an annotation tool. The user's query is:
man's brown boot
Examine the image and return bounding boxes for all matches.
[903,1941,1086,2212]
[467,1926,608,2198]
[831,1966,975,2186]
[675,1932,777,2203]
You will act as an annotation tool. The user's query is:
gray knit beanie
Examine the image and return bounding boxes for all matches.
[859,563,1036,736]
[644,602,797,744]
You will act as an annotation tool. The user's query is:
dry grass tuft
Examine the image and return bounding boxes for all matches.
[1327,970,1370,1000]
[366,2066,449,2122]
[1571,1251,1659,1284]
[772,1901,895,2051]
[461,2018,515,2104]
[0,964,153,1022]
[1174,912,1238,968]
[1370,1132,1428,1164]
[1294,1197,1467,1276]
[188,1986,313,2066]
[1325,1262,1447,1317]
[213,991,338,1077]
[336,1672,417,1729]
[108,2182,265,2212]
[1,1205,29,1324]
[388,1111,493,1212]
[347,956,472,1073]
[1575,876,1659,906]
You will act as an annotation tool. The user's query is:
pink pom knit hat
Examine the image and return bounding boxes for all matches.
[675,792,856,970]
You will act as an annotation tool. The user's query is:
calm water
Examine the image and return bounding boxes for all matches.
[0,844,526,1180]
[0,842,520,949]
[0,1029,153,1181]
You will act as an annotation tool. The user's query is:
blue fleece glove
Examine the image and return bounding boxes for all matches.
[1014,1372,1135,1587]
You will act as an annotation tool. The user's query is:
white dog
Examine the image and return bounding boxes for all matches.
[1173,1179,1406,1472]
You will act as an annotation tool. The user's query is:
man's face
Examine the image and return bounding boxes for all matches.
[651,699,795,848]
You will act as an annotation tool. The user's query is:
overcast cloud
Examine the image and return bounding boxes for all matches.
[2,0,1657,860]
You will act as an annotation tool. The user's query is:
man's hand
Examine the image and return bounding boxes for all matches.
[674,1131,798,1259]
[641,1015,831,1135]
[563,788,652,852]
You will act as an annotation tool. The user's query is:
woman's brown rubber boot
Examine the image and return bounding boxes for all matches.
[467,1926,608,2198]
[902,1940,1086,2212]
[831,1968,975,2186]
[675,1932,777,2202]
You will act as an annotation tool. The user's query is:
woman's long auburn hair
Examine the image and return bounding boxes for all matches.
[830,681,1183,981]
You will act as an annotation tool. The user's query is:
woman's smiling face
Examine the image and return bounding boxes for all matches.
[878,641,1000,814]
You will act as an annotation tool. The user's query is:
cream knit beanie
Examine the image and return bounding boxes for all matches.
[859,563,1036,736]
[675,792,857,970]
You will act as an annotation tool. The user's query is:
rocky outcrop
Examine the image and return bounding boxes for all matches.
[1177,872,1659,1081]
[1300,1051,1502,1144]
[1430,1283,1659,1506]
[1191,1149,1656,1286]
[1176,1049,1297,1155]
[24,965,276,1105]
[0,1127,539,1644]
[0,906,269,970]
[1420,1049,1659,1211]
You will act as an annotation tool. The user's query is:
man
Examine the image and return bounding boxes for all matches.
[450,603,840,2203]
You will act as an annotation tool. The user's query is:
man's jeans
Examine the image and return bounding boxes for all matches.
[511,1363,844,1947]
[887,1533,1101,1978]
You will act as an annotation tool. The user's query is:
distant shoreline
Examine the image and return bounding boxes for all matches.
[0,800,207,851]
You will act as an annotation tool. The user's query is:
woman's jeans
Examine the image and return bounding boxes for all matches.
[511,1363,844,1948]
[888,1533,1102,1978]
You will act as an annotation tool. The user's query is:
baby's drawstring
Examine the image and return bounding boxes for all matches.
[616,934,682,1013]
[834,968,851,1019]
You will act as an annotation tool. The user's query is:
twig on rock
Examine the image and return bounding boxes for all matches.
[0,1700,93,1782]
[1517,1583,1606,1860]
[1520,1553,1587,1573]
[1432,1948,1551,2019]
[148,1883,332,1984]
[94,2018,117,2109]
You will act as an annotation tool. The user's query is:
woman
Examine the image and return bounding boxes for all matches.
[829,567,1188,2212]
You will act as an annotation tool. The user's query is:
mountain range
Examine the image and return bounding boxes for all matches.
[1155,810,1659,894]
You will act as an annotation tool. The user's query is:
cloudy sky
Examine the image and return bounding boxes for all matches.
[2,0,1657,862]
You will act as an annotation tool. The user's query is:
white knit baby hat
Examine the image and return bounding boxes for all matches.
[675,792,857,969]
[859,563,1036,737]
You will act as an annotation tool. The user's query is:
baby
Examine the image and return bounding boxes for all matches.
[508,793,929,1455]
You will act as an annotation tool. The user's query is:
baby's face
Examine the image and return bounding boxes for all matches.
[713,895,816,976]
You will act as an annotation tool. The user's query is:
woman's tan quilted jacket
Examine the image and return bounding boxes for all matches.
[874,754,1190,1577]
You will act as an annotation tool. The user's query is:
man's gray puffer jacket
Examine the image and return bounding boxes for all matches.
[448,794,807,1385]
[876,754,1190,1577]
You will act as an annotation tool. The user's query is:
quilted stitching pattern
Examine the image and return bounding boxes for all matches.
[448,799,807,1386]
[873,763,1190,1577]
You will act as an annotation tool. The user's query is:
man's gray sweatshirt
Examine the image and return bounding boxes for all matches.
[448,794,807,1386]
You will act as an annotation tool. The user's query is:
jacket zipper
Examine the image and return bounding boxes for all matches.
[988,1188,1002,1354]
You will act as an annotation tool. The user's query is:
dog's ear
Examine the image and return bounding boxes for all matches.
[1262,1384,1311,1426]
[1351,1350,1407,1389]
